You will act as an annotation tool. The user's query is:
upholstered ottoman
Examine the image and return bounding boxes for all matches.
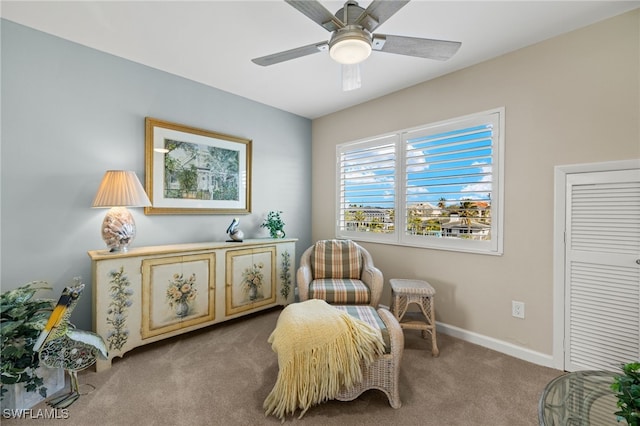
[264,300,403,420]
[333,305,404,408]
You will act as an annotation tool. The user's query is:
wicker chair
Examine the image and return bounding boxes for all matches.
[297,239,383,307]
[333,305,404,408]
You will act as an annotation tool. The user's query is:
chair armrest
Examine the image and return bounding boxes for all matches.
[361,266,383,308]
[377,307,404,358]
[357,244,383,308]
[296,245,314,301]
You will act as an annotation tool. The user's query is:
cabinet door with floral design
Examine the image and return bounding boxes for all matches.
[141,253,215,339]
[225,246,276,315]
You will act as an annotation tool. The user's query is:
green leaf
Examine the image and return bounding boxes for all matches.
[0,320,22,335]
[0,281,54,401]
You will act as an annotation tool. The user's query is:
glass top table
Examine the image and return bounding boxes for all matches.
[538,370,620,425]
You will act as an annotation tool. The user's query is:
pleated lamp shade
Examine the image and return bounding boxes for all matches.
[92,170,151,208]
[92,171,151,252]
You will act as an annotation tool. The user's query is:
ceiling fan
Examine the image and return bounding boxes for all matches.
[252,0,462,91]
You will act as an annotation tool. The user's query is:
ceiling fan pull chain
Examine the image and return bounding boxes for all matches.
[342,63,362,91]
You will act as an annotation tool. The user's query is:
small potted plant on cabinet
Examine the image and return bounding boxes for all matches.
[1,282,64,409]
[260,211,286,238]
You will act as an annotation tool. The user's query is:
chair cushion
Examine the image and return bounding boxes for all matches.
[311,240,362,280]
[333,305,391,354]
[309,278,370,305]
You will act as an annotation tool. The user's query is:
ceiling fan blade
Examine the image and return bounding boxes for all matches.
[372,34,461,61]
[355,0,410,32]
[285,0,344,32]
[252,41,329,66]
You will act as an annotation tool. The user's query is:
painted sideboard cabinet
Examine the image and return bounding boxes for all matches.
[88,239,296,371]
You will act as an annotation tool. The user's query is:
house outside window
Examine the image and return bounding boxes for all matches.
[336,108,504,255]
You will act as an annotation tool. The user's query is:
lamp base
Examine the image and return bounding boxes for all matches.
[101,207,136,252]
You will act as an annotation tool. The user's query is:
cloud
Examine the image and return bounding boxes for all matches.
[406,143,429,171]
[342,144,395,184]
[344,170,393,184]
[461,163,492,194]
[407,186,430,194]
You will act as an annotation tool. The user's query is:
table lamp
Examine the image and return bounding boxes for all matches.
[92,170,151,252]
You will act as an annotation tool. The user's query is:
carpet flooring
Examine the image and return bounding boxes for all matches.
[2,306,562,425]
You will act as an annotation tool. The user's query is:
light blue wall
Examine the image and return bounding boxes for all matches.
[0,20,312,330]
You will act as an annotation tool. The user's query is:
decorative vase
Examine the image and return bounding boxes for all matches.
[249,285,258,301]
[175,301,190,318]
[275,230,285,238]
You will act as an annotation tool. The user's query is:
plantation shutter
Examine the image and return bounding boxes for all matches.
[401,111,502,253]
[337,136,396,235]
[565,169,640,372]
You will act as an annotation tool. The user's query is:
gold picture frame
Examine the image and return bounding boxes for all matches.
[141,253,216,339]
[145,117,252,215]
[225,247,276,316]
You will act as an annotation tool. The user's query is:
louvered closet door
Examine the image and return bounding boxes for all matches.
[565,169,640,372]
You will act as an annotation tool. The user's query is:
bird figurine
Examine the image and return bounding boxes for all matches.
[32,280,108,409]
[226,217,244,242]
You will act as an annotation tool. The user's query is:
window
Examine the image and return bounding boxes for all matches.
[337,108,504,255]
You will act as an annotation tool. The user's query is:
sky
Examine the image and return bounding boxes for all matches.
[341,123,494,211]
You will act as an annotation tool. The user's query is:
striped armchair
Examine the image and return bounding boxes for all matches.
[297,240,383,307]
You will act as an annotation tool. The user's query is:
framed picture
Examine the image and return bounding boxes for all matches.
[225,247,276,316]
[145,117,252,214]
[141,253,216,339]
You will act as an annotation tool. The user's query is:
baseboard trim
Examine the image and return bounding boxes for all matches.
[436,322,558,370]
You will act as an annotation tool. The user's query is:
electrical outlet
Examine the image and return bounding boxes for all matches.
[512,301,525,319]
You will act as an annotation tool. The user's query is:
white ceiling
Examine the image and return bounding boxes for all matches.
[2,1,639,119]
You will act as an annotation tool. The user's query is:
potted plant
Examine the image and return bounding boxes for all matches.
[1,281,62,408]
[260,211,286,238]
[611,362,640,425]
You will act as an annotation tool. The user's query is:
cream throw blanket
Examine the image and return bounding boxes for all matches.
[263,299,384,420]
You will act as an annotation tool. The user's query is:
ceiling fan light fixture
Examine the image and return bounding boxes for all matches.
[329,28,372,65]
